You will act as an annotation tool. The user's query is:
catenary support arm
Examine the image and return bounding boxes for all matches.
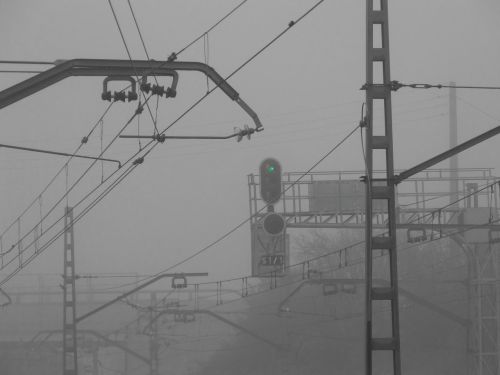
[0,59,262,129]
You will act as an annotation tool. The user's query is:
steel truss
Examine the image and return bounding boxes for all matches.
[468,238,500,375]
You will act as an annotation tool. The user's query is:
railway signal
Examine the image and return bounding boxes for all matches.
[259,158,282,204]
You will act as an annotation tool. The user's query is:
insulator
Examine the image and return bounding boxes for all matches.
[171,275,187,289]
[113,91,126,102]
[81,136,88,144]
[167,52,177,62]
[165,87,176,98]
[102,76,137,103]
[140,82,151,94]
[101,91,112,101]
[133,157,144,165]
[155,134,166,143]
[235,127,242,142]
[244,124,252,140]
[135,105,144,115]
[151,85,165,97]
[127,91,138,102]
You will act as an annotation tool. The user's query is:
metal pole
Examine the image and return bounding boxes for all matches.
[63,207,78,375]
[150,292,159,375]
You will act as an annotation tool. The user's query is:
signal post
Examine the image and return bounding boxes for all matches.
[251,158,288,277]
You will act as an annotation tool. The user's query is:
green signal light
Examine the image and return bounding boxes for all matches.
[266,165,276,173]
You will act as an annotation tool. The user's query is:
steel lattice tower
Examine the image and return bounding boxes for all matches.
[364,1,401,374]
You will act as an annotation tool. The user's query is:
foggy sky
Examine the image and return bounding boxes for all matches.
[0,0,499,286]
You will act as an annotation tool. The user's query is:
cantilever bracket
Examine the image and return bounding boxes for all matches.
[394,125,500,184]
[0,59,263,130]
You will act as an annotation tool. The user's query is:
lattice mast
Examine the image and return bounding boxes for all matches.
[63,207,78,375]
[364,1,402,374]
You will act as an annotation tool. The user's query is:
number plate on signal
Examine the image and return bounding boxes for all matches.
[260,255,284,266]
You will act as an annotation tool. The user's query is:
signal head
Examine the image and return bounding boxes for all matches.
[259,158,282,204]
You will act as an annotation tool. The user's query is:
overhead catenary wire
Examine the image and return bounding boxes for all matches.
[2,0,324,273]
[0,143,121,167]
[107,0,160,135]
[183,176,500,308]
[0,161,141,286]
[2,0,330,291]
[1,2,201,263]
[0,102,115,241]
[0,0,248,256]
[0,96,155,264]
[126,0,163,134]
[456,95,500,123]
[56,0,490,296]
[136,0,326,143]
[93,121,362,293]
[1,1,326,277]
[173,0,249,58]
[385,80,500,91]
[397,178,498,208]
[16,187,494,340]
[188,215,500,314]
[127,0,153,63]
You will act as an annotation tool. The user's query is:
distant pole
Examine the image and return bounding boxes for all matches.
[150,292,159,375]
[449,82,459,206]
[62,207,78,375]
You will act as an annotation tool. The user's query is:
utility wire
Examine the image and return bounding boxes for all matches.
[0,143,121,167]
[0,0,251,252]
[0,97,153,265]
[398,178,497,208]
[127,0,162,133]
[0,162,140,285]
[174,0,249,58]
[94,121,361,292]
[97,0,330,281]
[1,0,191,263]
[127,0,153,62]
[456,95,500,123]
[388,81,500,91]
[190,215,500,314]
[2,0,326,285]
[199,178,500,307]
[135,0,326,143]
[138,0,326,143]
[0,102,114,240]
[107,0,160,135]
[229,0,324,82]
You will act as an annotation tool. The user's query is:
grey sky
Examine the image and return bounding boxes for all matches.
[0,0,499,284]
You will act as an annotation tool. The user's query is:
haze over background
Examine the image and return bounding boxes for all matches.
[0,0,499,285]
